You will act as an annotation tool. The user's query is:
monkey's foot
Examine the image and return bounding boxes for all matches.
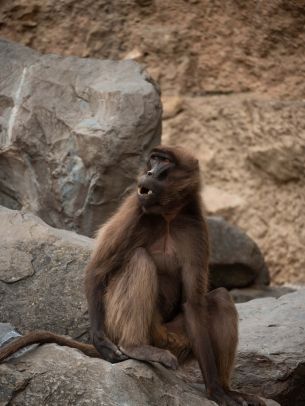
[166,332,191,362]
[209,388,266,406]
[119,345,178,369]
[226,390,266,406]
[93,335,129,363]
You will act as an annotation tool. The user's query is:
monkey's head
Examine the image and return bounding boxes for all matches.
[137,145,201,214]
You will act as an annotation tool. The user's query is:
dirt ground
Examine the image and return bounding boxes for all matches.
[1,0,305,285]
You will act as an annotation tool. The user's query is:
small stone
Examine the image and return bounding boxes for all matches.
[203,185,244,217]
[123,48,143,60]
[162,96,184,119]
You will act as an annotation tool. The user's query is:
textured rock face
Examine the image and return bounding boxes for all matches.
[0,346,216,406]
[207,217,269,289]
[234,290,305,406]
[0,1,304,100]
[0,206,92,339]
[0,39,162,236]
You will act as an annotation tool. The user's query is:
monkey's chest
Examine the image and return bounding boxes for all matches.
[149,236,182,321]
[149,235,180,274]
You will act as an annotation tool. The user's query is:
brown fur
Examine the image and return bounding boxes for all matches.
[0,145,265,406]
[104,248,158,346]
[0,331,99,363]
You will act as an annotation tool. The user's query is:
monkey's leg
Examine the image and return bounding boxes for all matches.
[206,288,238,389]
[104,248,178,369]
[207,288,265,406]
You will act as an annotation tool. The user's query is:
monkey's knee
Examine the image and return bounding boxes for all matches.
[207,288,237,318]
[207,287,234,303]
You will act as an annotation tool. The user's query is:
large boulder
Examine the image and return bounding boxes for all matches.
[0,39,161,236]
[0,206,91,339]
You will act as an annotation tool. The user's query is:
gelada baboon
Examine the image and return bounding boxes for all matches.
[0,145,264,406]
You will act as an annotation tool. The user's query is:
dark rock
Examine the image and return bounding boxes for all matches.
[0,39,161,237]
[207,217,270,289]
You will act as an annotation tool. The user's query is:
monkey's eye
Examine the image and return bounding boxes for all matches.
[150,154,171,163]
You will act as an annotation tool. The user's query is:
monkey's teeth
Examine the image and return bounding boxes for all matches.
[138,186,153,195]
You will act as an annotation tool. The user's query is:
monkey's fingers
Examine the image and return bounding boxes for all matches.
[93,337,128,363]
[227,390,266,406]
[208,387,247,406]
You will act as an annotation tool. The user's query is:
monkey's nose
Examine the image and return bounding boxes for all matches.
[147,171,153,176]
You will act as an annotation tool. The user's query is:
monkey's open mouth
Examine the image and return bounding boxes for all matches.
[138,186,153,196]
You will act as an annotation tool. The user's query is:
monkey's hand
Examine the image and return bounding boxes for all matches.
[92,334,128,363]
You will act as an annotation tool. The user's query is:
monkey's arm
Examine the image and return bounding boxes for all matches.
[85,272,128,363]
[181,222,234,404]
[85,193,142,363]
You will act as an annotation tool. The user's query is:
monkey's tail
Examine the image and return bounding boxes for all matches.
[0,330,100,363]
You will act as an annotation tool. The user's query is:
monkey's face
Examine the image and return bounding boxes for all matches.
[137,145,200,214]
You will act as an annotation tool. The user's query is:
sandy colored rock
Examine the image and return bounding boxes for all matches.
[164,95,305,285]
[162,96,184,120]
[248,143,305,182]
[203,186,244,217]
[0,1,304,99]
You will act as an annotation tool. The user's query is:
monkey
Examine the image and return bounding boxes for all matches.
[0,145,265,406]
